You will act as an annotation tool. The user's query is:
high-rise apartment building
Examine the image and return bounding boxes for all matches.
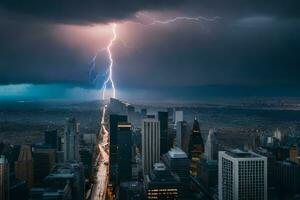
[218,149,267,200]
[142,118,160,176]
[64,118,80,162]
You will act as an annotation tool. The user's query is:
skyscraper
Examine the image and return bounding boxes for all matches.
[64,118,80,162]
[158,111,169,155]
[205,129,217,161]
[218,149,267,200]
[142,118,160,176]
[188,118,204,176]
[162,147,190,197]
[175,111,183,124]
[15,145,34,189]
[109,114,128,184]
[0,155,9,200]
[45,129,58,149]
[117,122,132,182]
[33,147,56,184]
[145,163,180,199]
[176,120,190,153]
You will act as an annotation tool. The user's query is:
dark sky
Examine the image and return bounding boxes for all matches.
[0,0,299,100]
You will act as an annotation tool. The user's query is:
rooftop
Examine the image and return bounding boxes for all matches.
[168,147,188,159]
[226,149,260,158]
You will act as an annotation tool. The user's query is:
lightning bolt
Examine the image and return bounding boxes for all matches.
[90,14,220,101]
[136,13,220,25]
[101,23,117,100]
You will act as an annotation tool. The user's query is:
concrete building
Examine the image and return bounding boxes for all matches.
[218,149,267,200]
[109,114,128,185]
[32,147,56,184]
[205,129,217,161]
[64,118,80,162]
[175,111,183,124]
[15,145,34,189]
[0,155,9,200]
[176,121,190,153]
[142,118,160,176]
[145,163,180,200]
[117,122,133,182]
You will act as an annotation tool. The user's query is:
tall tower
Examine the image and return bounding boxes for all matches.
[64,118,80,162]
[176,120,190,153]
[188,117,204,176]
[158,111,168,155]
[15,145,34,189]
[142,118,160,176]
[109,114,128,185]
[205,129,217,161]
[117,122,132,182]
[218,150,267,200]
[0,155,9,200]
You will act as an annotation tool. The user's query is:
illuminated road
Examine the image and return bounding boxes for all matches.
[91,105,109,200]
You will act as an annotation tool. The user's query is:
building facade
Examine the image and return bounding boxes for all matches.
[64,118,80,162]
[218,149,267,200]
[158,111,168,155]
[117,122,133,182]
[142,118,160,176]
[15,145,34,189]
[188,118,204,176]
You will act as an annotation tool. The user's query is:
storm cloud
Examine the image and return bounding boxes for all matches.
[0,0,299,99]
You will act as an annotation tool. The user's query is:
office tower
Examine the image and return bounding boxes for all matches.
[45,129,58,149]
[0,155,9,200]
[205,129,217,161]
[162,147,190,183]
[218,149,267,200]
[31,163,84,200]
[162,147,190,196]
[109,114,128,184]
[145,163,180,199]
[142,118,160,176]
[188,118,204,176]
[64,118,80,162]
[33,147,56,184]
[176,121,190,153]
[158,111,169,155]
[117,122,133,182]
[15,145,34,189]
[273,160,300,198]
[175,111,183,124]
